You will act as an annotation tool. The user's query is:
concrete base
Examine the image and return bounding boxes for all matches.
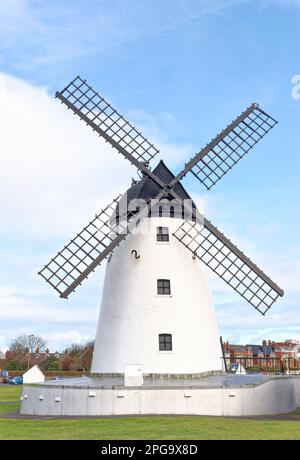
[20,374,300,417]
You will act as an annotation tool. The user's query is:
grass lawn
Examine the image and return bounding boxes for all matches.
[0,385,22,402]
[0,385,21,416]
[1,386,300,440]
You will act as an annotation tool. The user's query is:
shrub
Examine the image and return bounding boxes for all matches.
[5,360,26,371]
[40,356,60,371]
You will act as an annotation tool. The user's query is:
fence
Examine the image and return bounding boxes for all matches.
[223,356,300,373]
[6,370,88,378]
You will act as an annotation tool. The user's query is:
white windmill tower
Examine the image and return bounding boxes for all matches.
[39,76,284,377]
[91,160,222,375]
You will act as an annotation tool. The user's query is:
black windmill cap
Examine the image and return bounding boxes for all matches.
[126,160,194,203]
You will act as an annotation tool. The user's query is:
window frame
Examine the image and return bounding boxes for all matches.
[159,333,173,351]
[156,226,169,242]
[157,279,171,295]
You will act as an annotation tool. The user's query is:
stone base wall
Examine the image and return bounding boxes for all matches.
[20,377,300,417]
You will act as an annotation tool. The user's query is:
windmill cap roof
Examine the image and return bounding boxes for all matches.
[126,160,193,203]
[113,160,197,222]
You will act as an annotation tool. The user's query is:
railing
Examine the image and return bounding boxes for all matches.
[222,356,300,373]
[5,370,88,378]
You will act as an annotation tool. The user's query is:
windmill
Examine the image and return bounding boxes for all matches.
[39,76,284,375]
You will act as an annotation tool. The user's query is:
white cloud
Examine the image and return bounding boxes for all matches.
[216,289,300,344]
[0,287,97,323]
[0,282,101,351]
[0,72,134,237]
[44,330,94,348]
[0,72,191,238]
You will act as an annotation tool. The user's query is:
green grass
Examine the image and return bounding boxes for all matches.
[0,403,19,414]
[1,416,300,440]
[0,385,21,416]
[0,385,21,403]
[0,386,300,440]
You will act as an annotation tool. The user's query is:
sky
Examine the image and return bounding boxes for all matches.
[0,0,300,351]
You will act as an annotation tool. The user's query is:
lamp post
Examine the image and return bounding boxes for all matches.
[27,335,34,370]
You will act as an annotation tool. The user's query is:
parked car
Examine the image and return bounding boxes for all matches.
[9,376,23,385]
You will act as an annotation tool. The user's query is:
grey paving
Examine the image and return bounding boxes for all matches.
[33,373,296,390]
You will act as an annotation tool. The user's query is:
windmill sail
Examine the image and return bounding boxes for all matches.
[173,219,283,315]
[38,195,128,298]
[39,188,168,299]
[56,76,159,167]
[170,104,277,191]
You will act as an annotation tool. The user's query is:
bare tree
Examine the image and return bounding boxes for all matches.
[62,340,95,371]
[10,334,47,354]
[80,341,94,371]
[64,343,83,357]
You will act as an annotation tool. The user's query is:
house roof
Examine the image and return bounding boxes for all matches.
[229,345,250,353]
[246,344,274,356]
[261,345,274,356]
[274,346,295,353]
[246,345,262,355]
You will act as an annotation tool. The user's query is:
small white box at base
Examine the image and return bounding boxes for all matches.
[124,364,143,387]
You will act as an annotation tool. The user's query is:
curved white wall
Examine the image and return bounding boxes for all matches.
[20,377,300,417]
[91,217,222,375]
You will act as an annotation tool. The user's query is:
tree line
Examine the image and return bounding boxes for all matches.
[2,334,94,372]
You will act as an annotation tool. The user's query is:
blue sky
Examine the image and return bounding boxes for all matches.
[0,0,300,351]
